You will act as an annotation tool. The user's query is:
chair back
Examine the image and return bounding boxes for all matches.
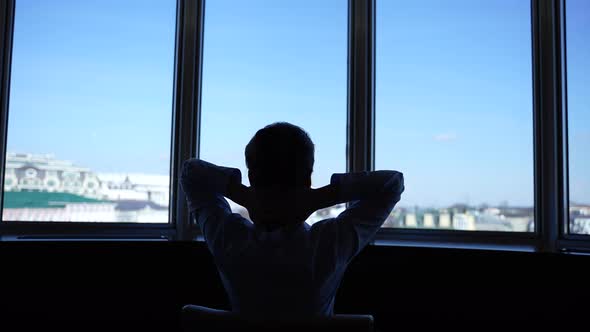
[181,304,374,332]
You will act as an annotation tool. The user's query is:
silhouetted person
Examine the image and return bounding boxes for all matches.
[180,122,404,319]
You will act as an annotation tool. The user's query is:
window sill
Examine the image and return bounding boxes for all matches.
[372,239,537,253]
[0,235,170,241]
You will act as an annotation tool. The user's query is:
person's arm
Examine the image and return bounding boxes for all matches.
[179,159,252,255]
[310,170,404,265]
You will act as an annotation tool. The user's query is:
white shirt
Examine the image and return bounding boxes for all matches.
[180,159,404,318]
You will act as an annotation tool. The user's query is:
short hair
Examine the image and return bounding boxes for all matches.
[245,122,314,190]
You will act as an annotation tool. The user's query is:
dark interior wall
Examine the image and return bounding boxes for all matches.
[1,242,588,332]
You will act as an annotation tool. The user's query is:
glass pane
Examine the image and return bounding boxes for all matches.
[200,0,347,224]
[567,0,590,234]
[376,0,534,231]
[2,0,176,223]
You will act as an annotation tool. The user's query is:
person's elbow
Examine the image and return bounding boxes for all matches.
[383,171,404,197]
[180,159,199,191]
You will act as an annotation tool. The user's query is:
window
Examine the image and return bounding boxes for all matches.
[0,0,583,250]
[376,0,534,232]
[199,0,347,224]
[566,0,590,235]
[2,0,176,223]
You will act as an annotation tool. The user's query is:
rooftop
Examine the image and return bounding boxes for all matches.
[3,191,110,209]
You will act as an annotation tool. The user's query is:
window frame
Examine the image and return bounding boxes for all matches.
[0,0,587,253]
[557,0,590,250]
[0,0,13,222]
[369,0,588,253]
[364,0,540,250]
[0,0,203,241]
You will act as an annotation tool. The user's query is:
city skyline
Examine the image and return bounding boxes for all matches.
[4,151,590,235]
[5,150,589,210]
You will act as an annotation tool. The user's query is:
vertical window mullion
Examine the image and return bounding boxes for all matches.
[531,0,566,252]
[0,0,15,223]
[557,0,570,241]
[171,0,205,241]
[347,0,375,173]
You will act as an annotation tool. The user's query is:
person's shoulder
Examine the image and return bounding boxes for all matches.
[180,158,200,178]
[226,212,255,229]
[309,218,339,238]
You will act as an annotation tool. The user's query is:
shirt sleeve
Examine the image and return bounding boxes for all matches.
[179,159,253,257]
[311,170,404,266]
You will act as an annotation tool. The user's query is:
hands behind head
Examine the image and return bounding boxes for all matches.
[246,188,319,227]
[226,181,320,227]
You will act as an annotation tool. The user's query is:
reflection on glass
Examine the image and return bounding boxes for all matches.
[200,0,347,224]
[2,0,176,223]
[567,0,590,234]
[376,0,534,231]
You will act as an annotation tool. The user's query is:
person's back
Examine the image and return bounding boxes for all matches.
[180,122,404,319]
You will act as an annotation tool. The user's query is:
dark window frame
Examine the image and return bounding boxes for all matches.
[364,0,540,250]
[558,0,590,250]
[0,0,201,240]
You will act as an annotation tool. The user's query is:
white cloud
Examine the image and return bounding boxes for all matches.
[433,133,458,142]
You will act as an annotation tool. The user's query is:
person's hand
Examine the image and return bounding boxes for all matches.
[226,180,252,210]
[226,174,342,227]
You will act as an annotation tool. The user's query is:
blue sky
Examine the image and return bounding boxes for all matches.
[7,0,176,174]
[376,0,535,207]
[5,0,589,208]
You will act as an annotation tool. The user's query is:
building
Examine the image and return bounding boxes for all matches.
[452,213,476,231]
[570,203,590,234]
[423,213,435,228]
[2,153,169,223]
[497,207,534,232]
[4,152,102,198]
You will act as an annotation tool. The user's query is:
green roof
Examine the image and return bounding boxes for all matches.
[3,191,109,209]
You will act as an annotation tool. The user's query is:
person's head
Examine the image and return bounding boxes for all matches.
[245,122,314,192]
